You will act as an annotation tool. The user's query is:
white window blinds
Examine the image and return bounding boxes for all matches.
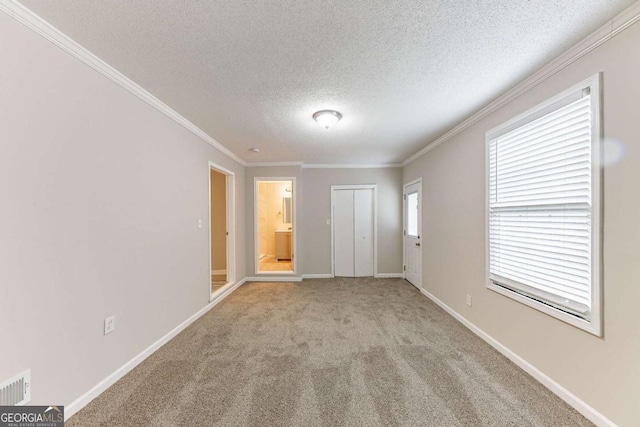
[488,89,594,320]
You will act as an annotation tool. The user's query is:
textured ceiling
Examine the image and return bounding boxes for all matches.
[18,0,636,165]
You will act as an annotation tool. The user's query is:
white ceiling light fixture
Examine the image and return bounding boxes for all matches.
[313,110,342,129]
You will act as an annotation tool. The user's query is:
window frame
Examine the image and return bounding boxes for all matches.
[485,73,603,336]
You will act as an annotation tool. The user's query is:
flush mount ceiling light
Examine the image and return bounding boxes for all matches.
[249,147,260,153]
[313,110,342,129]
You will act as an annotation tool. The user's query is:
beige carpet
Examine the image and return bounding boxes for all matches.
[67,278,592,426]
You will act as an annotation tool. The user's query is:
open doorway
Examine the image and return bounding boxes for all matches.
[209,162,235,299]
[255,178,295,274]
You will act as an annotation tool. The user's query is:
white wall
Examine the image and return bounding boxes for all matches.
[0,11,245,408]
[403,19,640,426]
[300,168,403,276]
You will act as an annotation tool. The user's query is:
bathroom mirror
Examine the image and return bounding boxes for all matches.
[283,197,292,223]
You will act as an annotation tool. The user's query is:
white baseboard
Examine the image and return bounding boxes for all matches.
[301,273,333,279]
[374,273,404,278]
[245,276,302,282]
[65,277,247,421]
[210,269,227,275]
[419,288,616,427]
[210,278,246,303]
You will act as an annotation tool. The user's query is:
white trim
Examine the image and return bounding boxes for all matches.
[254,177,298,276]
[245,276,303,282]
[484,73,602,336]
[302,273,334,279]
[374,273,404,278]
[0,0,246,167]
[403,177,423,187]
[401,1,640,167]
[209,161,236,302]
[3,0,638,171]
[487,284,600,335]
[419,288,615,427]
[210,278,246,304]
[245,162,403,169]
[246,161,303,168]
[331,184,378,190]
[330,184,378,278]
[303,163,402,169]
[65,277,246,421]
[210,269,227,276]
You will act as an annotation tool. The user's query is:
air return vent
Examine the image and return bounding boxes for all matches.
[0,370,31,406]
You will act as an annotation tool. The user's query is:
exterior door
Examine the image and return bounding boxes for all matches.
[404,180,422,288]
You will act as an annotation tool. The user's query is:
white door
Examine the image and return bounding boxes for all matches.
[333,187,375,277]
[404,181,422,288]
[334,189,355,277]
[354,189,374,277]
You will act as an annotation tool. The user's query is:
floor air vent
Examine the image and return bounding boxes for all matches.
[0,370,31,406]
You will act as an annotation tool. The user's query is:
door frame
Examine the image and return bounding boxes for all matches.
[403,178,422,289]
[330,184,378,278]
[209,161,236,302]
[253,177,297,276]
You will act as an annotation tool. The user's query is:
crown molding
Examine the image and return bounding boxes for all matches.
[5,0,638,171]
[244,162,402,169]
[302,163,402,169]
[401,0,640,167]
[0,0,247,167]
[245,161,304,168]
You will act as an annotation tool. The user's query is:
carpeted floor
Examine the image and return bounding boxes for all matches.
[67,278,592,426]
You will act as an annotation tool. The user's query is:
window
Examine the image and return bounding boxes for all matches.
[486,74,602,336]
[407,192,418,237]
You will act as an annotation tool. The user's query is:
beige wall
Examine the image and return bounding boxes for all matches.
[210,169,227,272]
[0,12,245,408]
[403,20,640,426]
[300,168,403,276]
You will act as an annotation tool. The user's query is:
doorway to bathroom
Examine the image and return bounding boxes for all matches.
[254,178,295,275]
[209,162,236,301]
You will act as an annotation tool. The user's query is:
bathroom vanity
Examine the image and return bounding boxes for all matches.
[275,230,292,261]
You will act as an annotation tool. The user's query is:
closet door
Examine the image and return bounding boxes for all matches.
[354,189,374,276]
[334,190,355,277]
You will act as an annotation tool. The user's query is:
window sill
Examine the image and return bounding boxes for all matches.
[487,282,602,337]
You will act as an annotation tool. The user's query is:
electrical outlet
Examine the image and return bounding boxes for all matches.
[466,295,472,307]
[326,219,331,225]
[104,316,115,335]
[197,219,203,229]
